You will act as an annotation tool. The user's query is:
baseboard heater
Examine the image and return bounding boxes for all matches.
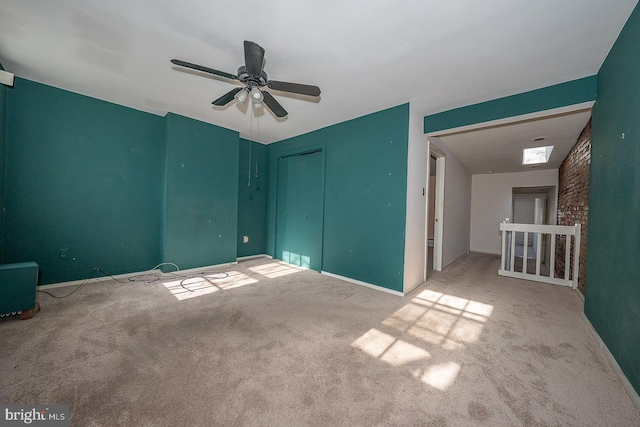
[0,262,41,319]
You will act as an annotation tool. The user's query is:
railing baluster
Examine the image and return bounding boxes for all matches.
[573,224,582,289]
[536,232,542,276]
[550,234,556,278]
[501,223,507,271]
[564,234,571,281]
[523,232,529,274]
[510,231,516,272]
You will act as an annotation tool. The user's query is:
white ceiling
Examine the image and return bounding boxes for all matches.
[437,109,592,175]
[0,0,637,171]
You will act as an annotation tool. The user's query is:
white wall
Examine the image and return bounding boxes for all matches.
[513,197,536,224]
[429,137,472,269]
[470,169,558,254]
[404,103,428,293]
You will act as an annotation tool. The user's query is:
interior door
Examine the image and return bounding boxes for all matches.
[275,150,323,271]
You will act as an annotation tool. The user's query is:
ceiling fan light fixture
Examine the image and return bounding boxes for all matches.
[250,87,263,106]
[235,88,248,103]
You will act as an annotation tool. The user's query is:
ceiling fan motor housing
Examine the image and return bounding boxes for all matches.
[237,66,268,88]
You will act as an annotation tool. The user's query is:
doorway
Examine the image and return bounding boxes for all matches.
[511,186,554,274]
[425,146,445,279]
[275,150,324,271]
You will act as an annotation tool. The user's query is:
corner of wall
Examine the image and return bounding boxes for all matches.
[159,113,170,263]
[0,71,6,261]
[404,103,428,290]
[237,138,268,258]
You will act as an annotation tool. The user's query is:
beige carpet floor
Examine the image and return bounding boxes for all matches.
[1,252,639,426]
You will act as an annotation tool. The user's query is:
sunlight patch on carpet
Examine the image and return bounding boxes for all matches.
[351,328,431,366]
[414,361,461,391]
[352,288,493,390]
[162,271,258,300]
[383,289,494,346]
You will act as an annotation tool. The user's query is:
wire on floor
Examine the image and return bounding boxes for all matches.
[36,263,230,298]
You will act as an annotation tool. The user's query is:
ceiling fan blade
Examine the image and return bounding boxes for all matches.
[262,91,288,118]
[267,80,321,97]
[171,59,238,81]
[244,41,265,76]
[212,87,243,106]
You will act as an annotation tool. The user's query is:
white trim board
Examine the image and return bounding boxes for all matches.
[321,271,404,297]
[37,261,239,290]
[425,102,595,138]
[581,312,640,411]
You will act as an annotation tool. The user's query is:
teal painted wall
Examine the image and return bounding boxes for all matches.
[424,75,597,133]
[3,78,165,284]
[163,113,239,269]
[237,138,267,257]
[586,4,640,394]
[275,150,324,271]
[1,79,242,284]
[267,104,409,291]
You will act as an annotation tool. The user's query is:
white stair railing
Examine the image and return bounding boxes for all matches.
[499,222,581,289]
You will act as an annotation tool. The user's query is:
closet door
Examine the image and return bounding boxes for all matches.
[275,150,323,271]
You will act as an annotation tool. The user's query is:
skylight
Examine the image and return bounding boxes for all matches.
[522,145,554,165]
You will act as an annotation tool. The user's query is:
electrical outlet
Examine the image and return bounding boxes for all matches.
[59,248,69,259]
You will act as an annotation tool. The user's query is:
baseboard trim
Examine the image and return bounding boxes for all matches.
[320,271,404,297]
[581,312,640,411]
[172,262,238,276]
[236,254,273,261]
[38,271,145,290]
[37,261,239,290]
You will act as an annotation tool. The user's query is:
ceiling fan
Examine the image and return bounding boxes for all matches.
[171,41,321,118]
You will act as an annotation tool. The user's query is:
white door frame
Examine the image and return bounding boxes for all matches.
[425,142,445,278]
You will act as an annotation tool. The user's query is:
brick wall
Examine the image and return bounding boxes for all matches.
[555,119,591,294]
